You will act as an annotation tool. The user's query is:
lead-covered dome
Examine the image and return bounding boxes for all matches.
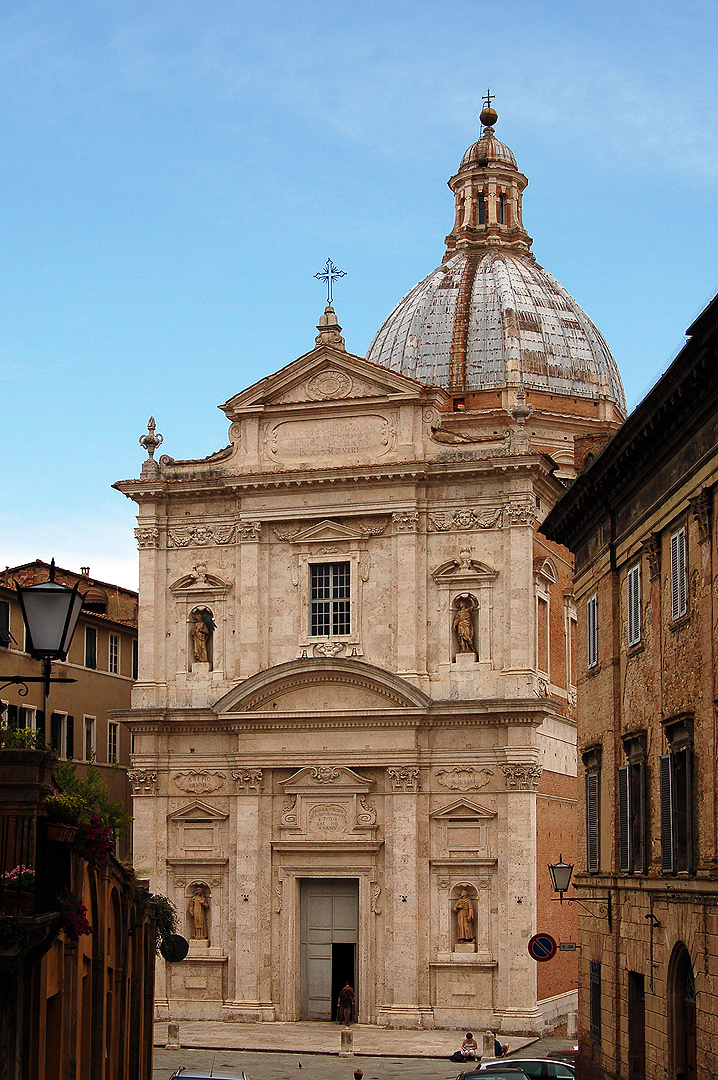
[367,104,626,416]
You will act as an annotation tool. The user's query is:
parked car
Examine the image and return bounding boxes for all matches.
[455,1071,529,1080]
[169,1068,252,1080]
[479,1059,575,1080]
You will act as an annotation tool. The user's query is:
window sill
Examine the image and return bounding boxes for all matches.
[670,613,691,633]
[586,662,602,678]
[626,641,645,657]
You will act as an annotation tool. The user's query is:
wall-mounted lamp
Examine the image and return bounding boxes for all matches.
[548,854,612,930]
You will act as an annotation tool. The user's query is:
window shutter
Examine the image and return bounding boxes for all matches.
[0,600,10,647]
[618,765,631,873]
[66,715,74,760]
[587,595,598,668]
[660,752,675,873]
[590,961,602,1043]
[671,528,687,620]
[36,710,45,739]
[586,771,600,872]
[675,745,692,874]
[627,565,641,646]
[637,759,647,874]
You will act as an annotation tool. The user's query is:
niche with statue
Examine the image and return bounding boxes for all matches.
[451,882,478,952]
[189,607,216,670]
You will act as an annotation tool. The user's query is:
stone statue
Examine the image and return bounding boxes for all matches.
[452,597,476,652]
[189,888,209,939]
[453,889,475,942]
[190,609,214,663]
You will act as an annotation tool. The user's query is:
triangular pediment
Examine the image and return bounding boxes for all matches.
[167,800,229,822]
[430,799,497,821]
[279,766,373,792]
[220,347,445,420]
[290,519,364,544]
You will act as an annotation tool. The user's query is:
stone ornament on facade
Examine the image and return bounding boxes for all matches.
[428,508,502,532]
[231,769,263,794]
[387,766,420,792]
[308,803,348,833]
[238,522,262,542]
[134,526,160,548]
[274,882,283,913]
[356,797,378,826]
[501,763,543,790]
[310,766,342,784]
[273,517,388,542]
[280,797,298,827]
[139,416,163,480]
[690,489,712,544]
[306,370,354,400]
[392,511,420,532]
[435,766,493,791]
[642,533,661,581]
[370,883,382,914]
[167,524,236,547]
[502,500,538,527]
[313,641,346,658]
[127,769,158,795]
[173,770,226,794]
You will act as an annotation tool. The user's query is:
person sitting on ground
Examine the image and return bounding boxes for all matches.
[493,1036,509,1058]
[461,1032,479,1060]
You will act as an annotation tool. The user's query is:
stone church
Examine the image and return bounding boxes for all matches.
[115,102,626,1033]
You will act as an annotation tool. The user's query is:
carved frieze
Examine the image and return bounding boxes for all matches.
[387,766,420,792]
[428,508,502,532]
[310,766,342,784]
[134,526,160,548]
[392,511,419,532]
[435,767,493,792]
[237,522,262,542]
[127,769,158,795]
[501,763,543,791]
[231,769,263,794]
[167,525,236,548]
[173,770,226,795]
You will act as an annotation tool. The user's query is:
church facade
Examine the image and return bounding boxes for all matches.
[115,103,625,1032]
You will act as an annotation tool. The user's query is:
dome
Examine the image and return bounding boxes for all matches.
[366,103,626,416]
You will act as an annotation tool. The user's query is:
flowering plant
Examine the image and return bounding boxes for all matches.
[57,888,92,942]
[1,865,35,891]
[73,813,113,870]
[43,793,88,827]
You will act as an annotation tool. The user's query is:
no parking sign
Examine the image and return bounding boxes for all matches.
[527,932,557,961]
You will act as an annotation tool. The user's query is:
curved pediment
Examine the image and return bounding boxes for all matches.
[214,658,432,714]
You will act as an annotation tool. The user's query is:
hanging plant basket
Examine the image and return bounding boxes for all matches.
[46,823,79,843]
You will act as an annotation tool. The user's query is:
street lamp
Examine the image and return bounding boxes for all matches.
[548,855,574,902]
[1,560,83,699]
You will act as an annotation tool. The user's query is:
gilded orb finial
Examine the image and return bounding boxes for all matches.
[480,89,498,130]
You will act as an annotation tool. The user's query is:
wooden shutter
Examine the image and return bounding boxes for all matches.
[675,745,692,873]
[636,759,647,874]
[0,600,10,647]
[590,961,602,1043]
[627,564,641,646]
[618,765,631,873]
[660,752,675,873]
[587,594,598,668]
[586,771,600,872]
[66,715,74,760]
[671,528,687,620]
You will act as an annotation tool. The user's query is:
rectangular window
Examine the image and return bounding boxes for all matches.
[586,771,600,873]
[310,562,350,637]
[132,638,139,681]
[478,193,486,225]
[0,599,11,647]
[18,706,36,730]
[589,960,601,1043]
[587,594,598,668]
[108,722,119,764]
[618,760,646,874]
[661,744,692,874]
[84,716,96,761]
[537,596,549,673]
[670,527,687,620]
[627,563,642,646]
[85,626,97,669]
[50,712,67,758]
[109,634,119,674]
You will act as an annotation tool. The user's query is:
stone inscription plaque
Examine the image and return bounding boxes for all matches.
[265,414,396,462]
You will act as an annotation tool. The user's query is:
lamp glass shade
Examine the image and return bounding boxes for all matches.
[17,580,84,661]
[548,858,574,895]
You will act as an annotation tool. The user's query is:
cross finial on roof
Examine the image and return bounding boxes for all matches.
[314,259,346,305]
[483,89,493,111]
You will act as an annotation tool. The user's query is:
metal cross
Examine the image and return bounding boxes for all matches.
[314,259,346,305]
[483,88,494,111]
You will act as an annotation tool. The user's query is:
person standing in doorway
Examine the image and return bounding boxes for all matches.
[338,981,355,1024]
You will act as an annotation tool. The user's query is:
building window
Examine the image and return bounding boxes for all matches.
[498,192,506,224]
[661,718,693,874]
[50,712,67,758]
[586,770,600,873]
[310,562,350,637]
[109,634,119,674]
[590,961,602,1043]
[587,593,598,668]
[618,734,647,874]
[537,596,549,673]
[108,722,119,764]
[84,716,96,761]
[670,526,688,621]
[478,193,486,225]
[18,706,36,730]
[132,638,139,680]
[0,600,11,647]
[85,626,97,669]
[627,563,642,646]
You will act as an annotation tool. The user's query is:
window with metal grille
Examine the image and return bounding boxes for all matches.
[85,626,97,669]
[586,771,600,873]
[109,634,119,674]
[587,594,598,668]
[310,562,350,637]
[618,759,647,874]
[627,563,642,646]
[108,722,119,765]
[590,961,601,1043]
[670,527,687,621]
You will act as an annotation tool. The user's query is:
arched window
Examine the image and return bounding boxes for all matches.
[669,942,696,1080]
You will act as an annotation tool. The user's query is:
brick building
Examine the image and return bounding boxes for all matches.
[541,291,718,1078]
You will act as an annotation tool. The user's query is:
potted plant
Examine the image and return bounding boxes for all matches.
[42,793,87,842]
[57,888,92,941]
[1,865,35,915]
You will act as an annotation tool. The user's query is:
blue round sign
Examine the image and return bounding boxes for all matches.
[527,932,557,962]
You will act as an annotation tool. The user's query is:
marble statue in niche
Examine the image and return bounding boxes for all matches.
[453,888,475,942]
[189,887,209,940]
[452,594,478,653]
[190,608,216,668]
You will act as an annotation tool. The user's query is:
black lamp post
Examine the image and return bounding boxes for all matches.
[1,560,83,700]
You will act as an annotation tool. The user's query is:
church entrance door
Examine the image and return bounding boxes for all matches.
[300,879,358,1020]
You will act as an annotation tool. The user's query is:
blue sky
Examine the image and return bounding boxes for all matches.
[2,0,717,589]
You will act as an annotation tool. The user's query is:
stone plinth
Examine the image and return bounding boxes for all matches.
[453,652,477,666]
